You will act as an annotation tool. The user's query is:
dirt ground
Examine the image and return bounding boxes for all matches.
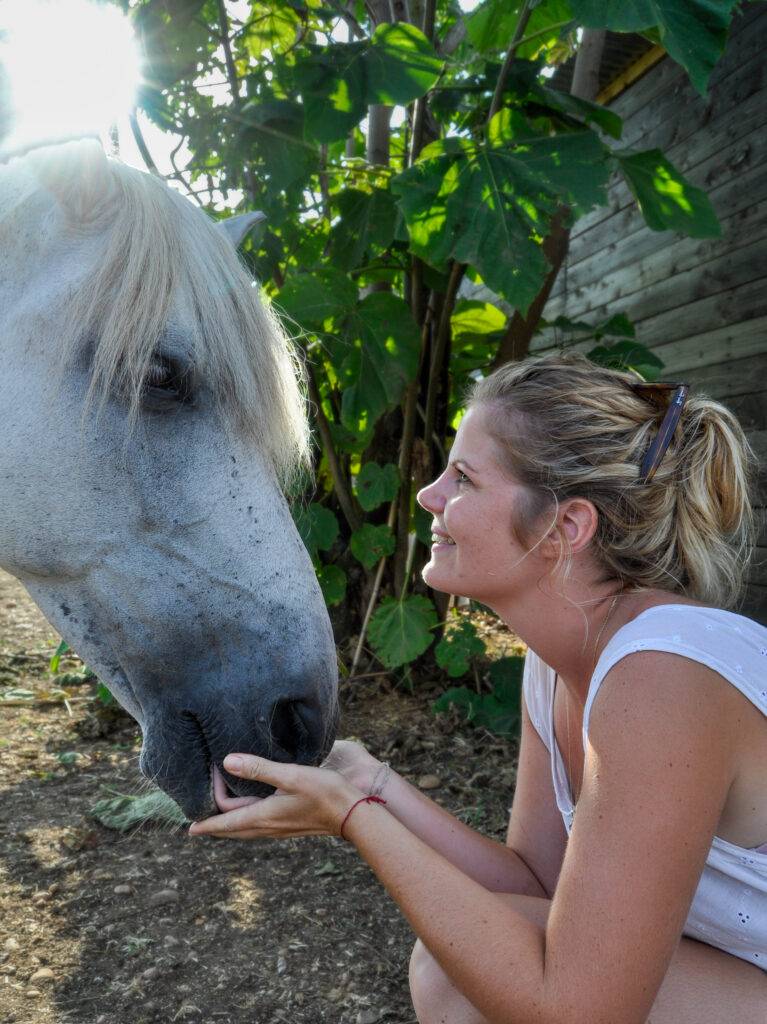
[0,570,522,1024]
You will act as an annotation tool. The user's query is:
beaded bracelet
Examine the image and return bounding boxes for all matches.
[368,760,391,799]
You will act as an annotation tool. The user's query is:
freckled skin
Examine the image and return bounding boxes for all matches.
[0,171,337,820]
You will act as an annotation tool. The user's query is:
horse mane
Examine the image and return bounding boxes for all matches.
[2,139,310,490]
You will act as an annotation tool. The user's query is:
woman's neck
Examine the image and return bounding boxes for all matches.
[496,586,667,707]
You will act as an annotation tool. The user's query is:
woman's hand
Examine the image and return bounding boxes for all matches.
[320,739,384,793]
[188,754,363,841]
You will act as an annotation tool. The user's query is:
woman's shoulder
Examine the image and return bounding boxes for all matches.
[611,600,767,651]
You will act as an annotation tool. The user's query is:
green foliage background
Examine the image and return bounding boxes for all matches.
[120,0,738,707]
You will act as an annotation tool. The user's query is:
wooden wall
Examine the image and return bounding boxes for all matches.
[533,4,767,623]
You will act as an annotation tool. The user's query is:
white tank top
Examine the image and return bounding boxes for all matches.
[522,604,767,972]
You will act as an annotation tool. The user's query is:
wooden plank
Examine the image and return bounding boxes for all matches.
[545,234,767,333]
[567,86,767,261]
[742,584,767,625]
[603,6,765,129]
[656,316,767,377]
[743,432,767,509]
[565,148,767,279]
[548,195,767,318]
[681,350,767,403]
[597,46,666,105]
[568,50,767,249]
[550,150,767,304]
[534,316,767,390]
[756,508,767,548]
[749,547,767,587]
[614,45,765,157]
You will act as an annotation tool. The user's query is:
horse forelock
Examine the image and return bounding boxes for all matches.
[1,139,310,491]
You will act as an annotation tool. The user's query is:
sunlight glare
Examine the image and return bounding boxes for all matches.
[0,0,140,153]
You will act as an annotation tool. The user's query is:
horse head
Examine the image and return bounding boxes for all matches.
[0,140,338,820]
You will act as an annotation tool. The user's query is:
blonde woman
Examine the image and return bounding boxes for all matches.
[191,352,767,1023]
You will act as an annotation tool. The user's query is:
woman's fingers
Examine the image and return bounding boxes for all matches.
[224,753,301,790]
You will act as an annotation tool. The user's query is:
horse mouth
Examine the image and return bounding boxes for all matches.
[211,764,262,814]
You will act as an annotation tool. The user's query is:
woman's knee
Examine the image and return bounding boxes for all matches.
[409,939,487,1024]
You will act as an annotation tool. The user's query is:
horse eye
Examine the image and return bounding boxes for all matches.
[143,357,193,404]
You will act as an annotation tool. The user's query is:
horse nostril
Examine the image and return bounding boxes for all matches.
[267,698,314,760]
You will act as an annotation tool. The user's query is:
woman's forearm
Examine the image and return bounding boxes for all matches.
[373,765,547,897]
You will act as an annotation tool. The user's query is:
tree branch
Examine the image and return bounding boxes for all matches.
[488,1,534,123]
[306,362,363,533]
[216,0,260,208]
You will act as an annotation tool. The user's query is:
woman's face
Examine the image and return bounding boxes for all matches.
[417,405,547,605]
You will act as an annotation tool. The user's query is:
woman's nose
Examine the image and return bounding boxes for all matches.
[416,478,444,513]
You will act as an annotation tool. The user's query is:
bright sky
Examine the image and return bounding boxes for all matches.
[0,0,484,208]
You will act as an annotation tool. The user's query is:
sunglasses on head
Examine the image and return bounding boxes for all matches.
[630,381,689,484]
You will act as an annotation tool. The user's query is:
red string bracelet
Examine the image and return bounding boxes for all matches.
[339,795,387,840]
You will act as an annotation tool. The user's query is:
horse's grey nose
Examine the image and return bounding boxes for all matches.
[266,696,324,762]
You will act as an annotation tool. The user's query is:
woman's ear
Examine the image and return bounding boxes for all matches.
[558,498,599,554]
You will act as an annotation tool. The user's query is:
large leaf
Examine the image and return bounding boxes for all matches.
[241,98,317,191]
[392,111,610,313]
[467,0,575,60]
[616,149,721,237]
[354,462,400,512]
[365,22,444,104]
[329,187,399,272]
[569,0,739,95]
[337,292,421,435]
[277,269,358,331]
[368,595,437,668]
[432,654,525,736]
[293,503,339,561]
[350,523,396,569]
[241,4,301,59]
[292,25,442,143]
[451,300,507,344]
[435,619,486,678]
[316,564,347,606]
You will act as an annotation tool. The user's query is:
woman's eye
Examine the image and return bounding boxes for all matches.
[456,470,470,485]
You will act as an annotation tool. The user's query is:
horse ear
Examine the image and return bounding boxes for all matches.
[216,211,266,250]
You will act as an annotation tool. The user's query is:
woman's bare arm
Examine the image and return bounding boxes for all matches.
[331,712,557,899]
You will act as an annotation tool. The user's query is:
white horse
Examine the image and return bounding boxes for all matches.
[0,139,337,820]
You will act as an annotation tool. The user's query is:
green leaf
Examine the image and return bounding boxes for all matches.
[292,43,368,143]
[616,149,721,237]
[91,788,188,831]
[96,683,115,706]
[354,462,400,512]
[368,595,438,668]
[569,0,738,95]
[329,188,398,272]
[241,4,301,59]
[293,503,340,560]
[316,564,347,606]
[432,654,524,736]
[393,113,610,313]
[587,339,665,380]
[277,269,358,331]
[56,751,80,765]
[468,0,575,60]
[337,292,421,435]
[451,300,507,344]
[241,98,317,190]
[365,22,443,105]
[413,502,434,547]
[350,523,396,569]
[49,639,70,675]
[435,619,486,678]
[292,25,442,143]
